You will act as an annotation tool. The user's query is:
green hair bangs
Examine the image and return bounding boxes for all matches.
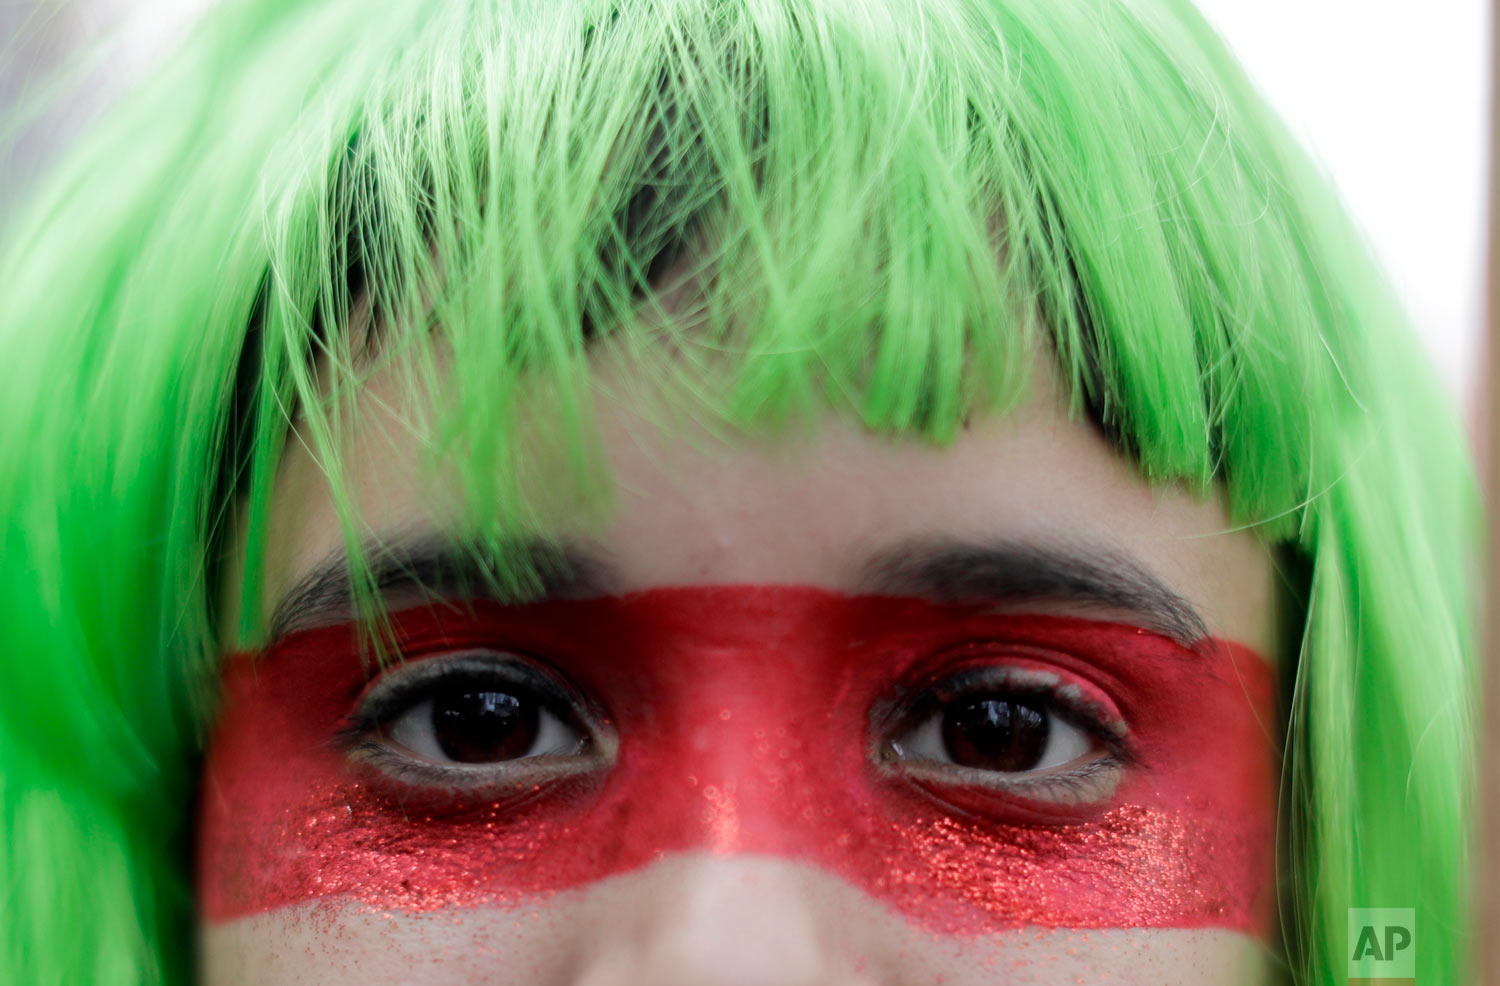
[0,0,1477,983]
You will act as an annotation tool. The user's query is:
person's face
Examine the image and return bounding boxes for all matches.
[199,343,1281,985]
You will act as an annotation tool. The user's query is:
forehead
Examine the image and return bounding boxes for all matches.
[233,342,1276,660]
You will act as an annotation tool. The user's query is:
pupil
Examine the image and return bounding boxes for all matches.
[941,694,1050,772]
[431,688,539,763]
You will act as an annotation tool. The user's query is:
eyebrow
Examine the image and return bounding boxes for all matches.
[266,534,1209,647]
[853,537,1209,646]
[266,535,620,641]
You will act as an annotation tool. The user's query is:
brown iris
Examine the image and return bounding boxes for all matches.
[940,695,1050,772]
[430,688,540,763]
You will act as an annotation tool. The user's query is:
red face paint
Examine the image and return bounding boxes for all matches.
[197,587,1277,937]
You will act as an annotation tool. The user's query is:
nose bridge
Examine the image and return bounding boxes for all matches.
[627,656,796,858]
[558,606,887,986]
[613,629,862,861]
[567,854,877,986]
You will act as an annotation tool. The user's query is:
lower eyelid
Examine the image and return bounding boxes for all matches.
[344,741,609,818]
[353,737,594,778]
[890,752,1128,817]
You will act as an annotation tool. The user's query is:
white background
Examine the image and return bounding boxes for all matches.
[1193,0,1490,414]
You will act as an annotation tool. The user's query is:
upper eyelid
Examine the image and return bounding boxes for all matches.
[331,655,527,747]
[355,651,581,715]
[944,667,1125,734]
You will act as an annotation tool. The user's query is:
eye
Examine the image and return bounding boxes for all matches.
[895,692,1092,774]
[383,680,585,764]
[880,663,1130,807]
[338,651,608,788]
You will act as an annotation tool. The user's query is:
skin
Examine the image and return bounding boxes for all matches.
[201,340,1281,985]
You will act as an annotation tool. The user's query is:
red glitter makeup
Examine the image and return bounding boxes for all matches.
[197,587,1278,937]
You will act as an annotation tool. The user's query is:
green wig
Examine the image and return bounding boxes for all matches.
[0,0,1478,983]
